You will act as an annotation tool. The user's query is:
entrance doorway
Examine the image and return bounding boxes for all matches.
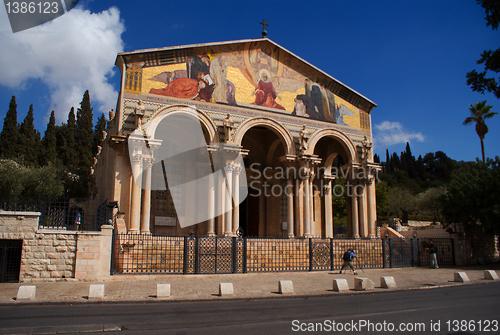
[0,239,22,283]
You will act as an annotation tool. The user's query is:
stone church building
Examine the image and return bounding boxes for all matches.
[95,38,379,239]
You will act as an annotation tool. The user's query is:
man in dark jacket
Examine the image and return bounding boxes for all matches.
[339,248,358,275]
[428,240,439,269]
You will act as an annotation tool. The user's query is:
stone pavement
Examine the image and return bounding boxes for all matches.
[0,265,499,304]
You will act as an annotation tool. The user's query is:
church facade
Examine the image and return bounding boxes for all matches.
[95,38,379,239]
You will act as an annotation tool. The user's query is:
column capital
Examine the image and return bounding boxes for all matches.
[143,156,155,168]
[131,153,143,165]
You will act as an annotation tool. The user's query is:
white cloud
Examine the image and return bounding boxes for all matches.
[374,121,425,146]
[0,6,124,122]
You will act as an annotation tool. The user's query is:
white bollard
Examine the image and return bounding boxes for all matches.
[332,279,349,292]
[157,284,171,298]
[88,284,105,299]
[380,276,397,289]
[454,272,470,283]
[16,286,36,300]
[354,277,374,291]
[484,270,499,280]
[219,283,234,296]
[279,280,294,294]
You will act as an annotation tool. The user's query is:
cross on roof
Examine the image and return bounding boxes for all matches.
[260,20,268,38]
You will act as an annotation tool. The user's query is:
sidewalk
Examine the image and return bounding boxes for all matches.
[1,265,499,304]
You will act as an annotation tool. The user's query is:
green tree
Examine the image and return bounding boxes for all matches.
[74,90,95,197]
[466,0,500,99]
[387,187,417,224]
[0,96,20,160]
[463,101,497,162]
[375,181,389,217]
[92,113,107,157]
[57,107,77,170]
[41,111,57,166]
[332,177,347,224]
[0,159,64,198]
[0,160,25,197]
[442,158,500,235]
[416,187,445,223]
[19,104,41,166]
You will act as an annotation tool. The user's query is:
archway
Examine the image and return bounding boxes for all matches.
[312,134,352,237]
[238,122,291,237]
[143,106,218,235]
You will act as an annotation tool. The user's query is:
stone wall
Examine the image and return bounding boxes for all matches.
[23,229,77,280]
[0,211,113,282]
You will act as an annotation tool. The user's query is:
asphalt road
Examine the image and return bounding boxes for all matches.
[0,282,499,335]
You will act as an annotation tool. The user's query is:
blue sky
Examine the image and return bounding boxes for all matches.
[0,0,498,162]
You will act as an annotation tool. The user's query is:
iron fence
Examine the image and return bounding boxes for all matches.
[112,235,389,275]
[382,238,455,268]
[0,197,115,231]
[111,235,456,275]
[418,238,455,267]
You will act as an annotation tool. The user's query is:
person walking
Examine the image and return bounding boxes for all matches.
[427,240,439,269]
[339,248,358,275]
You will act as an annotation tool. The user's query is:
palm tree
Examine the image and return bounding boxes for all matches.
[463,101,497,163]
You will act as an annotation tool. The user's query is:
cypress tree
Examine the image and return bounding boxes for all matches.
[385,149,391,173]
[75,90,95,197]
[64,107,77,169]
[0,96,20,159]
[92,113,107,157]
[41,111,57,166]
[19,104,40,166]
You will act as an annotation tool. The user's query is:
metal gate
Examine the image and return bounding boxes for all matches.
[197,237,234,274]
[383,238,419,268]
[310,239,332,271]
[0,240,23,283]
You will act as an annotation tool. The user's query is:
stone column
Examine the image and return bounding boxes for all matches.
[224,165,233,236]
[207,173,216,236]
[218,171,226,236]
[140,157,154,234]
[303,169,312,237]
[309,172,315,236]
[129,153,143,233]
[358,182,368,238]
[286,177,294,237]
[232,165,241,235]
[346,188,352,237]
[296,178,304,237]
[350,181,359,238]
[367,177,377,238]
[324,178,333,238]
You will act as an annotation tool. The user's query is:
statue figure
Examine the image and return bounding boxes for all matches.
[299,125,309,152]
[134,101,146,129]
[361,136,372,160]
[223,113,234,143]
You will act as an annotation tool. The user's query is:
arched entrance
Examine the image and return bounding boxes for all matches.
[136,106,218,235]
[310,134,352,237]
[235,118,295,237]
